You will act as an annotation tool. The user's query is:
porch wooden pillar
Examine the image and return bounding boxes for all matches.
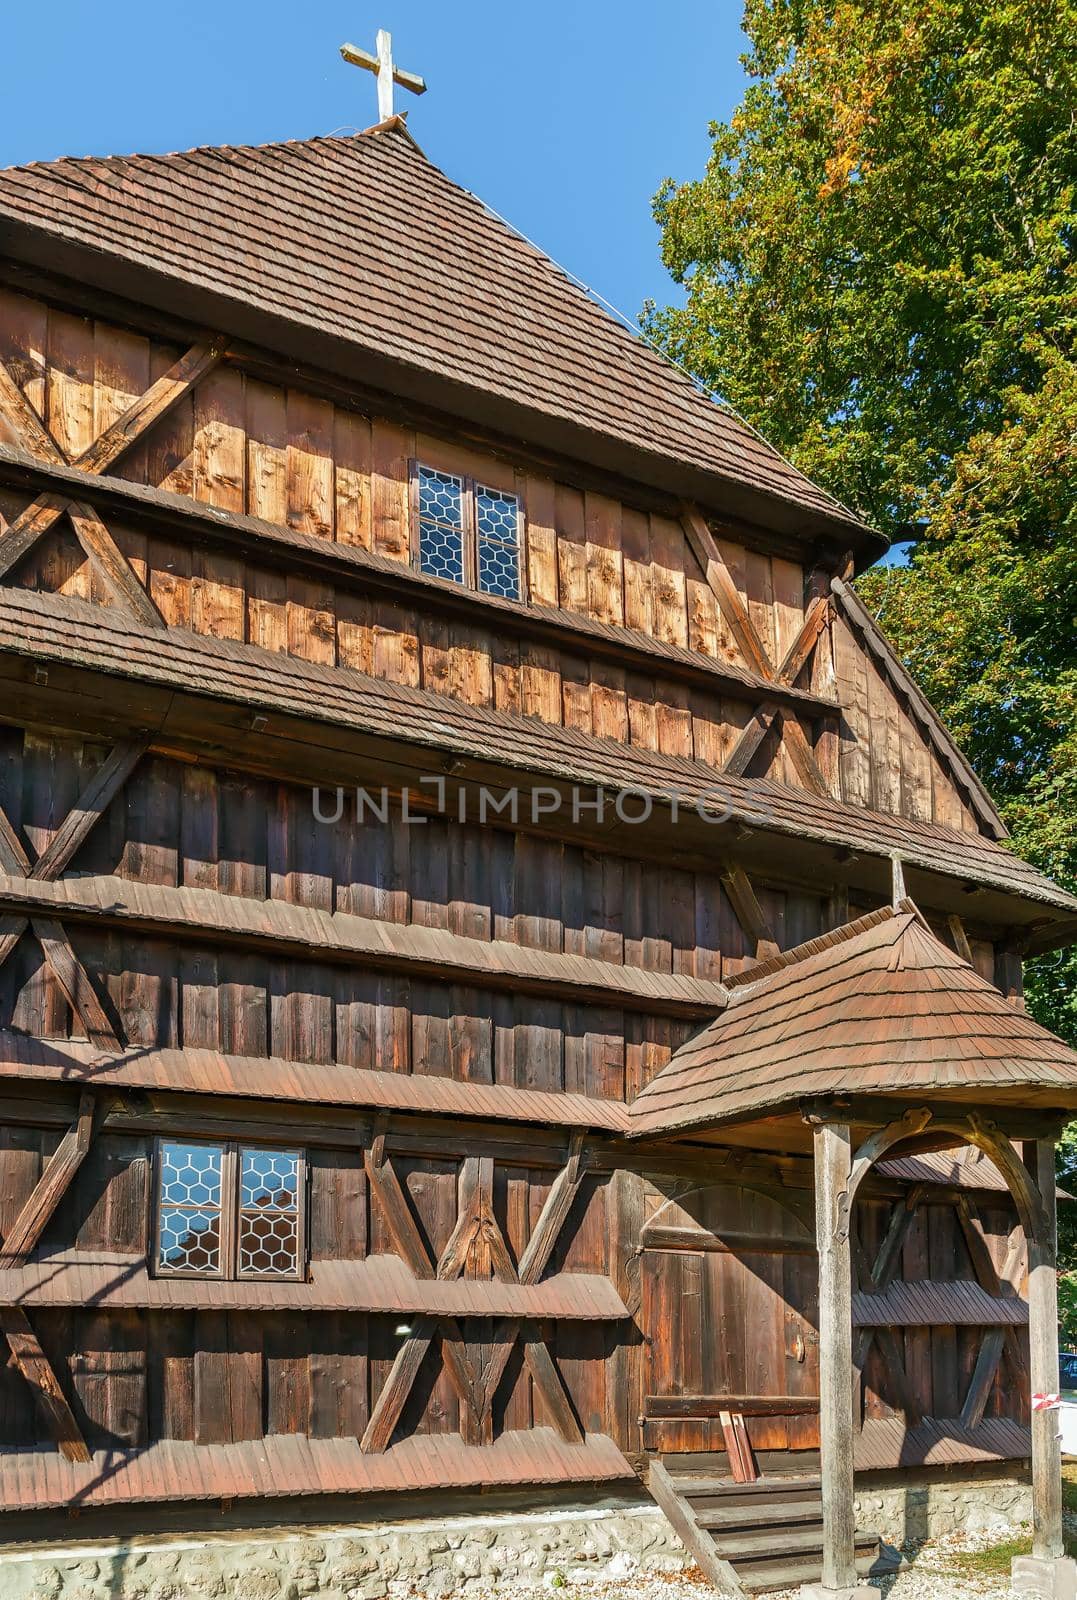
[1029,1137,1065,1560]
[810,1119,873,1598]
[1012,1136,1076,1599]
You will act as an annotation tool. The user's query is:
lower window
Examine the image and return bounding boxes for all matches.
[155,1138,306,1281]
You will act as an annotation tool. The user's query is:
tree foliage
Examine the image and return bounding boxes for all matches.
[647,0,1077,537]
[648,0,1077,1240]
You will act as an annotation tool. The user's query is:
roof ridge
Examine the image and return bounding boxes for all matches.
[723,905,907,994]
[0,121,879,547]
[1,120,429,178]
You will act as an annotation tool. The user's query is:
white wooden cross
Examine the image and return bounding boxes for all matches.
[340,29,427,123]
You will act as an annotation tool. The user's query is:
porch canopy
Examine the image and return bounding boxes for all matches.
[628,902,1077,1599]
[628,901,1077,1145]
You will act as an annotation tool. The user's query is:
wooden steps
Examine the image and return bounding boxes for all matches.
[646,1456,900,1597]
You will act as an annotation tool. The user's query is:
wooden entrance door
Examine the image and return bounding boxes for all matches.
[639,1181,821,1461]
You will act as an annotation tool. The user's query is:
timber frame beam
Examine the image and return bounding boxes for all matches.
[0,1088,100,1462]
[681,505,836,798]
[361,1126,587,1453]
[0,740,150,1049]
[0,338,224,627]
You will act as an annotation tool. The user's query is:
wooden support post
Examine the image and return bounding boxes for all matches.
[812,1119,868,1597]
[1011,1137,1077,1597]
[1029,1137,1065,1561]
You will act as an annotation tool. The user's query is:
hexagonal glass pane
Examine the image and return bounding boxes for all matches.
[159,1140,223,1209]
[418,466,465,585]
[239,1211,300,1277]
[238,1147,301,1278]
[158,1206,221,1274]
[241,1148,300,1211]
[476,485,520,599]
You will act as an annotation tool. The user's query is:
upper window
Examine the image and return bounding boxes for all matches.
[155,1139,306,1281]
[415,464,523,601]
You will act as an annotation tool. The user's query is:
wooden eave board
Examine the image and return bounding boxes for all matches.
[0,870,728,1018]
[852,1280,1027,1327]
[0,441,832,716]
[0,588,1071,930]
[0,1429,634,1513]
[0,129,880,554]
[0,1031,633,1131]
[629,905,1077,1137]
[853,1416,1029,1471]
[0,1253,627,1319]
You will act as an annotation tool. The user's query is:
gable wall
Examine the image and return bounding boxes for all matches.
[0,285,985,836]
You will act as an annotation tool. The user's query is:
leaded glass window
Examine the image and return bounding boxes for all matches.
[476,484,521,600]
[413,463,523,601]
[238,1147,301,1278]
[155,1139,305,1280]
[417,466,465,584]
[157,1140,223,1274]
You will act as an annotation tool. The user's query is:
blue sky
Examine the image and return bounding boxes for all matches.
[1,1,750,327]
[2,3,904,564]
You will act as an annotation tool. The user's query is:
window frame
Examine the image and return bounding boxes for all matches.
[152,1136,308,1284]
[410,460,527,603]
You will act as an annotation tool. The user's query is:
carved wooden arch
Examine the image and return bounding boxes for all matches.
[647,1173,815,1241]
[835,1105,1050,1251]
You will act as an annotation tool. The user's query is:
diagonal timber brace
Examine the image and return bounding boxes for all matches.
[681,505,834,797]
[0,337,225,622]
[361,1133,588,1450]
[0,1089,101,1460]
[0,738,150,1045]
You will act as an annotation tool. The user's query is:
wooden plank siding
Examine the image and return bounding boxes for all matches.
[0,1117,1028,1464]
[0,285,987,838]
[0,255,1043,1524]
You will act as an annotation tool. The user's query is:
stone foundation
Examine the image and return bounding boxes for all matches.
[0,1468,1034,1598]
[854,1466,1032,1544]
[0,1497,687,1600]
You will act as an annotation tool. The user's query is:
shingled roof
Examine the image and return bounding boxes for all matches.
[0,123,881,553]
[628,904,1077,1138]
[1,586,1074,929]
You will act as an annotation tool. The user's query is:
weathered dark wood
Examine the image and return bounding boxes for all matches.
[29,917,121,1050]
[360,1319,434,1453]
[0,805,32,875]
[814,1119,857,1591]
[0,1091,97,1267]
[720,1409,759,1483]
[66,502,166,629]
[647,1458,747,1598]
[723,705,778,779]
[29,740,150,881]
[720,867,780,961]
[524,1333,583,1443]
[1028,1137,1064,1560]
[0,1307,91,1462]
[0,338,225,574]
[960,1329,1007,1429]
[777,593,831,684]
[947,914,974,965]
[518,1132,586,1285]
[0,493,73,578]
[364,1151,435,1279]
[645,1393,820,1418]
[681,508,773,681]
[0,360,66,463]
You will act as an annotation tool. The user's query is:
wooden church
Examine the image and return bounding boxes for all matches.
[0,53,1076,1600]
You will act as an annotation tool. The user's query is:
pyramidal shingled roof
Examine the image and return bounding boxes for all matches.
[0,124,879,551]
[629,903,1077,1138]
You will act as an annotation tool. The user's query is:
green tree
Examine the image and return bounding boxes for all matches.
[648,0,1077,1235]
[648,0,1077,538]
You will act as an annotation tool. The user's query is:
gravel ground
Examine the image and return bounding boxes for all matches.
[406,1531,1031,1599]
